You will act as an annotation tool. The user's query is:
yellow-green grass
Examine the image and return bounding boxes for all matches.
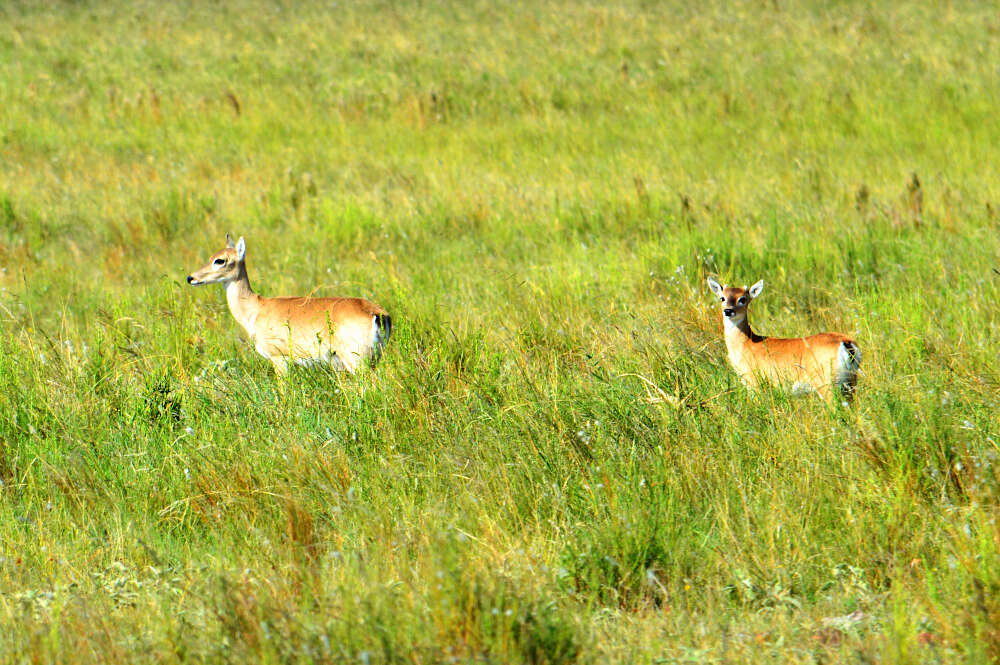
[1,1,998,662]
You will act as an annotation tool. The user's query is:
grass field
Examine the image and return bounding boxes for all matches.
[1,1,999,662]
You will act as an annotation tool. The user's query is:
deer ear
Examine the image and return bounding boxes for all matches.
[748,280,764,298]
[226,233,235,248]
[707,277,723,297]
[235,237,246,260]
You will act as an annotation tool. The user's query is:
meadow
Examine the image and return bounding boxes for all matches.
[1,0,999,662]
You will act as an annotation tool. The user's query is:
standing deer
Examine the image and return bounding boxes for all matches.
[187,234,391,375]
[707,277,860,400]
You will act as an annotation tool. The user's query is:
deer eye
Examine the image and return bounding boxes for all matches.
[213,258,226,267]
[737,297,746,305]
[719,296,725,302]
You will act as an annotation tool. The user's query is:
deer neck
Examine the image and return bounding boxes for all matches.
[225,265,260,336]
[723,314,764,355]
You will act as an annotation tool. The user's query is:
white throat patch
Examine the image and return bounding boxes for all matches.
[723,314,747,332]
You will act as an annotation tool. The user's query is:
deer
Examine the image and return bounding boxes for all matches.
[187,234,391,376]
[706,277,860,401]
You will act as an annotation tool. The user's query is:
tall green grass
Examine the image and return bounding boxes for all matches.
[1,0,999,662]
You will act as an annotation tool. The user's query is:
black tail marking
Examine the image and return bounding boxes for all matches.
[842,341,861,366]
[375,313,392,342]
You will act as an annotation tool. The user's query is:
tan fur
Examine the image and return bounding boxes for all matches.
[708,278,859,399]
[188,235,390,375]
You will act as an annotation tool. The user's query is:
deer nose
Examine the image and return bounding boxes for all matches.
[723,308,734,317]
[186,275,195,284]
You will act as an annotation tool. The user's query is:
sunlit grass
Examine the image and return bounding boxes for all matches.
[0,0,999,662]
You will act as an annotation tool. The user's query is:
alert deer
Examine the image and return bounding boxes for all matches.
[187,235,391,375]
[707,278,860,400]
